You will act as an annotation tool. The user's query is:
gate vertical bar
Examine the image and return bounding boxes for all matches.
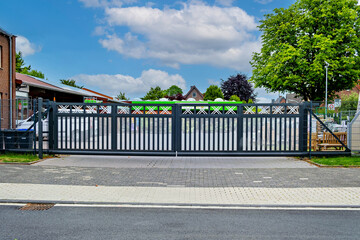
[69,103,72,149]
[309,101,312,158]
[139,117,142,150]
[111,104,117,151]
[298,103,308,153]
[203,117,206,151]
[53,102,58,150]
[284,116,287,151]
[161,117,164,151]
[157,117,159,151]
[37,98,43,159]
[189,116,192,151]
[303,103,309,153]
[48,101,54,151]
[173,104,181,154]
[33,99,37,154]
[265,117,268,151]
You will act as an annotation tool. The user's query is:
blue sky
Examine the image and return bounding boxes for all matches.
[0,0,295,102]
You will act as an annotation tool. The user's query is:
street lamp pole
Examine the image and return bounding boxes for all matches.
[325,61,329,118]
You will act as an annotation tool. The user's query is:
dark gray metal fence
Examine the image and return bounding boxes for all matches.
[44,101,309,156]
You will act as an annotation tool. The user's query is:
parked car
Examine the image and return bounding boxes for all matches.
[16,110,99,140]
[16,111,49,139]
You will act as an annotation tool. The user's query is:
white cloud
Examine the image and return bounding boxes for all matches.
[72,69,186,97]
[93,26,108,36]
[254,0,273,4]
[208,79,220,86]
[16,36,41,57]
[215,0,235,7]
[78,0,136,8]
[97,2,261,71]
[254,87,280,103]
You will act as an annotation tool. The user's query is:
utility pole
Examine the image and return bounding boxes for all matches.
[325,61,329,118]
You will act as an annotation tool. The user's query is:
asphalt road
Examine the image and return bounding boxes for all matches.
[1,205,359,240]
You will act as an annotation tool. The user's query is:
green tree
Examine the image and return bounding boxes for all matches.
[21,69,45,79]
[221,73,256,102]
[250,0,360,101]
[229,95,241,102]
[339,92,359,112]
[60,79,83,89]
[116,91,129,100]
[165,85,183,96]
[16,51,45,79]
[142,86,165,100]
[203,85,224,101]
[16,52,30,73]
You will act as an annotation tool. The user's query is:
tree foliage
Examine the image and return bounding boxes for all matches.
[165,85,183,96]
[21,69,45,79]
[16,52,30,73]
[203,85,224,101]
[221,73,256,102]
[229,95,241,102]
[60,79,83,89]
[250,0,360,101]
[142,86,165,100]
[165,93,185,101]
[339,92,359,111]
[116,92,129,100]
[16,51,45,79]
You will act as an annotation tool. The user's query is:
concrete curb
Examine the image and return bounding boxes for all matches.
[2,199,360,209]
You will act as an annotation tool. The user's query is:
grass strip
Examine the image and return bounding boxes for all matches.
[0,153,39,163]
[310,156,360,167]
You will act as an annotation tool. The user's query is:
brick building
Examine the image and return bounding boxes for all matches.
[184,85,204,101]
[0,27,16,129]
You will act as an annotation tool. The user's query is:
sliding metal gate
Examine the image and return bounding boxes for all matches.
[46,101,308,156]
[177,103,307,156]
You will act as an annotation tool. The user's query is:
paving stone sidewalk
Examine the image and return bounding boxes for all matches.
[0,165,359,188]
[1,183,360,207]
[0,156,359,206]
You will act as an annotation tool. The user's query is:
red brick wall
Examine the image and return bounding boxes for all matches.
[0,33,16,129]
[186,89,204,101]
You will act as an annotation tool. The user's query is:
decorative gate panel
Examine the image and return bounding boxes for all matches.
[48,102,308,156]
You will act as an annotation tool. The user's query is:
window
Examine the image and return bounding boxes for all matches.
[0,45,2,68]
[192,92,197,97]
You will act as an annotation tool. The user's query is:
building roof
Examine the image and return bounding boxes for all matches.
[16,73,64,92]
[184,85,204,99]
[286,93,303,103]
[273,96,285,103]
[0,27,14,37]
[82,87,113,100]
[15,73,115,101]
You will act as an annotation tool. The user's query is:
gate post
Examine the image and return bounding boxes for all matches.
[173,104,181,155]
[48,101,54,151]
[237,104,243,152]
[111,104,117,151]
[299,102,309,153]
[37,97,43,159]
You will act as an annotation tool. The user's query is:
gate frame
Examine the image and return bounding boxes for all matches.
[30,100,351,157]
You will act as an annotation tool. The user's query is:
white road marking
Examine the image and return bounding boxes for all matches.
[0,203,360,211]
[54,203,360,211]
